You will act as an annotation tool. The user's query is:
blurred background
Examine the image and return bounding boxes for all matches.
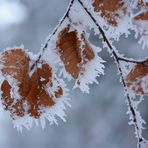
[0,0,147,148]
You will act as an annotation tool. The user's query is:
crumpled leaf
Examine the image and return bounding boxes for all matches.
[92,0,127,26]
[0,48,63,119]
[56,26,95,79]
[126,63,148,95]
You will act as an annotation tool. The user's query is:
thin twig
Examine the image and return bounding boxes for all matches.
[30,0,75,71]
[77,0,148,66]
[118,57,148,66]
[77,0,145,147]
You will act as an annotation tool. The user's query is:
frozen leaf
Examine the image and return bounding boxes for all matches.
[56,25,104,93]
[133,11,148,48]
[0,48,69,130]
[90,0,132,41]
[134,11,148,22]
[138,0,148,7]
[56,26,95,79]
[26,63,56,118]
[126,63,148,95]
[1,48,30,117]
[92,0,127,26]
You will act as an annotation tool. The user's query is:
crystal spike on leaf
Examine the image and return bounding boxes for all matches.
[92,0,127,26]
[0,48,69,131]
[56,25,104,93]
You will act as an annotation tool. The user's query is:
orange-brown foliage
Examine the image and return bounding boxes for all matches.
[126,64,148,94]
[138,0,148,7]
[1,49,63,119]
[56,26,95,79]
[92,0,127,26]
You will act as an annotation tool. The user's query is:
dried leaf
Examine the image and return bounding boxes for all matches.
[1,49,30,96]
[56,26,95,79]
[26,63,56,118]
[92,0,127,26]
[1,48,63,119]
[126,64,148,94]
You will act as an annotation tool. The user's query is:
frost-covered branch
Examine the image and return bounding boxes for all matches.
[31,0,148,72]
[118,57,148,66]
[77,0,147,147]
[30,0,75,71]
[0,1,147,147]
[77,0,148,67]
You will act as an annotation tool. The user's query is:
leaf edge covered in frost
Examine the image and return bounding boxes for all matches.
[0,47,70,132]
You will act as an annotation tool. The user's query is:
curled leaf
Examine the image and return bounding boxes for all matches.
[0,48,68,130]
[92,0,127,26]
[126,63,148,95]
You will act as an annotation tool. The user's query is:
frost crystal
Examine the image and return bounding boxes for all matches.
[0,47,70,131]
[0,2,147,147]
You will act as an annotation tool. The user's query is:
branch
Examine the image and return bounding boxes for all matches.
[118,57,148,66]
[29,0,147,146]
[30,0,75,71]
[77,0,146,147]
